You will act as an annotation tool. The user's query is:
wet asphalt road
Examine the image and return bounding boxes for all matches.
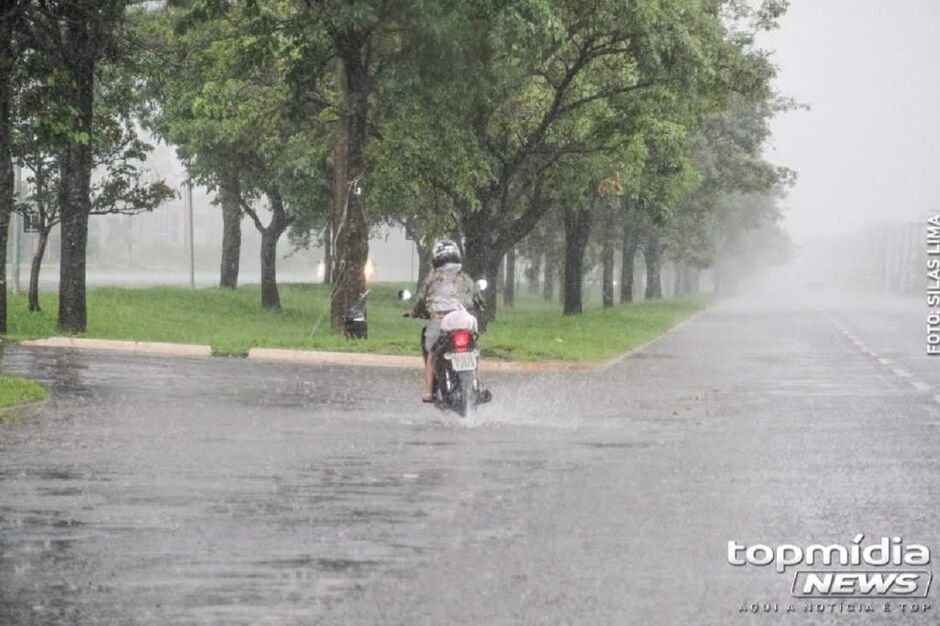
[1,290,938,625]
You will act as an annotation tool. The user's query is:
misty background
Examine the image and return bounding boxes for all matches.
[763,0,940,241]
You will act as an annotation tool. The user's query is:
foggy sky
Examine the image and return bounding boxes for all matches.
[761,0,940,244]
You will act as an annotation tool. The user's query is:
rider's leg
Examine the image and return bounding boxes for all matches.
[423,352,436,400]
[422,320,440,401]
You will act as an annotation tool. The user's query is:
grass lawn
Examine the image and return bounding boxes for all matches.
[4,284,708,363]
[0,376,47,409]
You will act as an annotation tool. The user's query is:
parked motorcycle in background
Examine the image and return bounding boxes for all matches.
[400,280,492,417]
[340,289,370,339]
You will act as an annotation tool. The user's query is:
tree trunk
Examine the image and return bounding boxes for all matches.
[259,188,290,310]
[330,51,370,338]
[28,227,50,312]
[689,267,700,295]
[260,227,280,310]
[563,206,592,315]
[644,232,662,300]
[676,264,699,297]
[415,239,429,294]
[57,37,95,334]
[525,253,541,296]
[503,247,515,308]
[0,14,15,333]
[219,171,241,289]
[543,253,556,301]
[329,57,348,303]
[674,262,687,297]
[601,237,614,308]
[620,225,639,304]
[495,254,504,295]
[460,183,553,322]
[58,160,91,331]
[461,204,501,327]
[596,202,617,309]
[482,258,500,330]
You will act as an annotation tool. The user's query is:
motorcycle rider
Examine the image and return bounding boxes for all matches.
[405,239,481,402]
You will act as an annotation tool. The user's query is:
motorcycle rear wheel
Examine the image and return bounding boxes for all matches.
[455,370,476,417]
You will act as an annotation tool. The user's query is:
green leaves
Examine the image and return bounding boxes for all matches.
[134,0,790,281]
[139,0,332,231]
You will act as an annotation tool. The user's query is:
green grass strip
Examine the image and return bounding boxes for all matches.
[0,376,47,409]
[4,284,708,363]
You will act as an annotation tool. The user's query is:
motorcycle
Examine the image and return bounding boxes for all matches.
[400,280,492,417]
[340,289,370,339]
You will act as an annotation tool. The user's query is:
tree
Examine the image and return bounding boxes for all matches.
[216,165,241,288]
[387,0,784,321]
[0,1,29,333]
[139,4,252,290]
[143,36,248,291]
[643,230,664,299]
[563,204,592,315]
[503,247,516,308]
[21,0,134,333]
[140,1,330,309]
[516,208,563,302]
[598,202,618,308]
[658,95,797,295]
[619,198,642,303]
[13,59,173,312]
[240,186,293,310]
[522,251,540,296]
[276,0,425,335]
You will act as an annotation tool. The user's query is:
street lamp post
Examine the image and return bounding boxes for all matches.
[185,179,195,290]
[12,165,21,294]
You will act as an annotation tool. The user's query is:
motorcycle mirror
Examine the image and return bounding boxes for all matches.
[476,279,488,291]
[398,289,413,301]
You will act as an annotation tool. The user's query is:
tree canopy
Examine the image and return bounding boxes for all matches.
[1,0,795,332]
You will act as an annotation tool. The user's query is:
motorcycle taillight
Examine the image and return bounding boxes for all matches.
[451,330,472,352]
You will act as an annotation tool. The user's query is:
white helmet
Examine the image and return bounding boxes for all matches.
[431,239,461,268]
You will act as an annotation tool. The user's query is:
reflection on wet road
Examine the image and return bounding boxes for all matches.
[1,292,938,624]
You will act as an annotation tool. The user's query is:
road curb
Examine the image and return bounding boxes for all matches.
[14,307,707,372]
[248,348,423,369]
[20,337,212,358]
[246,347,591,373]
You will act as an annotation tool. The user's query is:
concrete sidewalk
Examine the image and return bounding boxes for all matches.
[247,347,591,372]
[20,337,212,358]
[17,337,591,372]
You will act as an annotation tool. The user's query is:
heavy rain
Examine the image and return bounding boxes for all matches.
[0,1,938,624]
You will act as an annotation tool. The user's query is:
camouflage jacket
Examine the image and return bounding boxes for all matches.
[414,266,479,317]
